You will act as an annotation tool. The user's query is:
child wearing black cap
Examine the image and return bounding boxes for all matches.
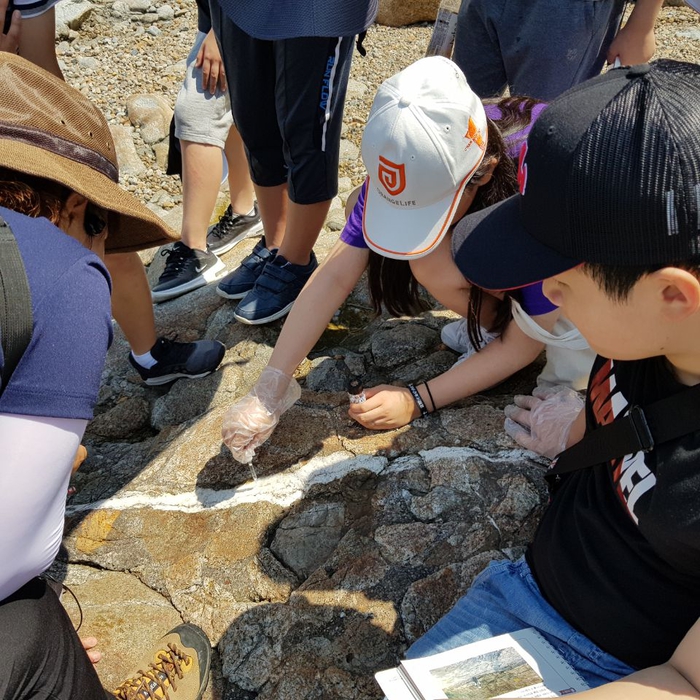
[408,59,700,696]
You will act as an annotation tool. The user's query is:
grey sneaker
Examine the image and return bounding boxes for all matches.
[151,243,226,303]
[112,624,211,700]
[206,203,263,255]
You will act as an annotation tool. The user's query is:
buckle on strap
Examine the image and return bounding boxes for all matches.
[629,405,655,453]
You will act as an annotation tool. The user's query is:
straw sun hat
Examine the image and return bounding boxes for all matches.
[0,52,177,253]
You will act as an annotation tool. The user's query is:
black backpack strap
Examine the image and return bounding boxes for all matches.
[0,215,33,398]
[551,383,700,477]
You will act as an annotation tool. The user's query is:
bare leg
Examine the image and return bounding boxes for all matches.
[19,9,64,79]
[276,199,330,265]
[105,252,157,355]
[254,183,288,250]
[179,141,224,252]
[223,127,255,216]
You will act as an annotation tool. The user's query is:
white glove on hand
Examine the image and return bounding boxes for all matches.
[504,385,584,459]
[221,367,301,464]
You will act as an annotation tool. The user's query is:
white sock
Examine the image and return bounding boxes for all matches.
[131,350,157,369]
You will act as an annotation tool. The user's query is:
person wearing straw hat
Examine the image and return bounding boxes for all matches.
[0,53,212,700]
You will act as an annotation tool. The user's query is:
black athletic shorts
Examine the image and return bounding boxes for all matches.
[212,7,355,205]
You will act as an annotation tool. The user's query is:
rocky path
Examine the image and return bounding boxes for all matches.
[51,3,700,698]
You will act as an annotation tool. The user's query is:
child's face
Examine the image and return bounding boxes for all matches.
[542,267,668,361]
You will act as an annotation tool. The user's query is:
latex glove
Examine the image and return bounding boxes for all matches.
[221,367,301,464]
[504,385,584,459]
[347,384,421,430]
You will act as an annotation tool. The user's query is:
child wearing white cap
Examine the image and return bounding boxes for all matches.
[220,57,578,462]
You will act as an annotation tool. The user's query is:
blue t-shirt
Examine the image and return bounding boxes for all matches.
[0,207,112,420]
[217,0,378,40]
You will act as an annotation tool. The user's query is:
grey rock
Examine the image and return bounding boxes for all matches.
[88,396,151,440]
[109,124,146,176]
[55,0,93,34]
[147,25,162,36]
[125,0,150,11]
[156,3,174,19]
[370,322,437,368]
[111,0,129,16]
[77,56,100,70]
[126,93,172,144]
[271,502,346,577]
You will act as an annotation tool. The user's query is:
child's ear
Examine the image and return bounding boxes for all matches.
[474,157,499,186]
[654,268,700,322]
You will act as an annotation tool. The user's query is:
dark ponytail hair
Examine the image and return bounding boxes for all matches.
[465,97,543,351]
[366,116,512,316]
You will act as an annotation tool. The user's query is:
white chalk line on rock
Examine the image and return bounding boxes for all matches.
[66,451,388,515]
[66,446,536,516]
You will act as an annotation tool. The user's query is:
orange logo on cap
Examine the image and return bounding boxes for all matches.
[378,156,406,196]
[464,118,485,150]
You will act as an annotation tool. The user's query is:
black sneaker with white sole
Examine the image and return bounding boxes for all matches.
[129,337,226,386]
[206,203,263,255]
[151,242,226,303]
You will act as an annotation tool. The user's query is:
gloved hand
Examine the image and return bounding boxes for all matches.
[221,367,301,464]
[504,385,584,459]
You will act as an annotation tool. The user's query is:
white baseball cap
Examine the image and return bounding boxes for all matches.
[360,56,487,260]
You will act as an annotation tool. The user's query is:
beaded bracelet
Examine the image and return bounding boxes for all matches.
[407,383,429,418]
[421,380,437,413]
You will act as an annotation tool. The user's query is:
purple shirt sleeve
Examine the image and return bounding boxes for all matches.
[340,180,369,249]
[519,281,558,316]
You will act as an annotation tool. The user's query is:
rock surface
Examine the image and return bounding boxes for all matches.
[51,3,700,699]
[377,0,441,26]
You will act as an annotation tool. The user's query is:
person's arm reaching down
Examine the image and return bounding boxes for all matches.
[349,309,560,430]
[607,0,663,66]
[222,240,369,462]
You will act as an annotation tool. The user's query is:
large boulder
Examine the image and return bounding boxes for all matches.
[376,0,440,26]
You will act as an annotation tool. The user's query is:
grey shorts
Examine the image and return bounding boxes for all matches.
[173,31,233,149]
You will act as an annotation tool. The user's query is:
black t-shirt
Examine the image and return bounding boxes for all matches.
[527,355,700,670]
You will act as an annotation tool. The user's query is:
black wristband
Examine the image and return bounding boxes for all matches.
[407,383,429,418]
[422,381,437,413]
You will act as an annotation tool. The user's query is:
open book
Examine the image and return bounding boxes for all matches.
[376,628,589,699]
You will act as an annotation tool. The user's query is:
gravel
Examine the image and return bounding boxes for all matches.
[58,2,700,204]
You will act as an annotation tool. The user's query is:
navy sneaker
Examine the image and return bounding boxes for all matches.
[206,203,263,255]
[151,243,226,303]
[216,237,276,300]
[233,252,318,325]
[129,337,225,386]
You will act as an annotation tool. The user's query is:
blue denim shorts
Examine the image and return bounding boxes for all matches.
[405,557,635,688]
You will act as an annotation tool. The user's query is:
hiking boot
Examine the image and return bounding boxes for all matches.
[233,251,318,325]
[112,624,211,700]
[129,337,225,386]
[216,237,276,300]
[206,203,263,255]
[151,243,226,303]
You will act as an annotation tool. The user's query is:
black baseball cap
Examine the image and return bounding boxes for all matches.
[453,60,700,291]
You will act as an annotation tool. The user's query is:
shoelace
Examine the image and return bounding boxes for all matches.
[209,205,246,240]
[113,642,193,700]
[159,245,196,282]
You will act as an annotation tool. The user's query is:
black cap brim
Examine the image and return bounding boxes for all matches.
[452,195,581,291]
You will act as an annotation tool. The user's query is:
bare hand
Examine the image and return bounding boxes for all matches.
[72,444,88,474]
[0,0,21,55]
[195,29,226,95]
[606,21,656,66]
[81,636,102,664]
[348,384,421,430]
